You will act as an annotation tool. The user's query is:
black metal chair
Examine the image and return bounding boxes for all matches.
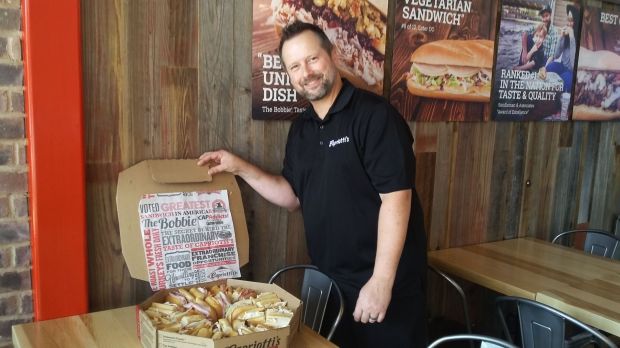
[428,265,474,348]
[551,229,620,259]
[496,296,617,348]
[268,264,344,341]
[428,334,518,348]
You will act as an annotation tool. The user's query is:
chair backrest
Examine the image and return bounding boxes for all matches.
[496,296,617,348]
[428,265,473,335]
[268,264,344,341]
[428,334,518,348]
[551,229,620,258]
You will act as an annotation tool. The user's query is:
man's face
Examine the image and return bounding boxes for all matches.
[281,31,338,101]
[542,12,551,26]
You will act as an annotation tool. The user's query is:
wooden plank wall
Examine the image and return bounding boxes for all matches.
[82,0,620,311]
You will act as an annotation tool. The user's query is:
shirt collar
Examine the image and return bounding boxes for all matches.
[302,79,355,122]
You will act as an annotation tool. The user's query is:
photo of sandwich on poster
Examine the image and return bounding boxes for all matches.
[270,0,388,95]
[406,39,494,102]
[573,1,620,121]
[390,0,499,121]
[573,48,620,120]
[251,0,388,120]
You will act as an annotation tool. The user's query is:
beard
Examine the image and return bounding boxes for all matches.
[295,71,335,101]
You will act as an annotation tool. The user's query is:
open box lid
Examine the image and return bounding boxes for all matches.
[116,159,249,284]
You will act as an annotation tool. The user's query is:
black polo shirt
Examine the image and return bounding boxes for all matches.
[282,79,426,296]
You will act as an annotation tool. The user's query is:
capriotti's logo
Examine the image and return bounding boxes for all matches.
[224,336,281,348]
[212,199,227,211]
[207,266,239,280]
[328,136,350,148]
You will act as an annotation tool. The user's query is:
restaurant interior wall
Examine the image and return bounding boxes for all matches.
[0,0,32,346]
[81,0,620,313]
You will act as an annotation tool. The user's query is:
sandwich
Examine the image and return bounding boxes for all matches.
[270,0,387,94]
[232,287,258,302]
[224,299,256,322]
[254,291,282,308]
[264,307,294,329]
[406,39,494,102]
[165,290,187,307]
[573,48,620,120]
[144,285,294,338]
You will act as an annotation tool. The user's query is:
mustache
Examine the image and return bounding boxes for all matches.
[302,73,323,86]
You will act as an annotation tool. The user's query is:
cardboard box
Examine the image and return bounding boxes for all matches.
[117,159,250,280]
[137,279,301,348]
[117,160,300,348]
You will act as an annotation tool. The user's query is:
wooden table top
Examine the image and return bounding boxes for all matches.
[429,237,620,336]
[537,278,620,337]
[12,306,338,348]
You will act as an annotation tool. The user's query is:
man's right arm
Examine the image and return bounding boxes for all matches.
[197,150,300,212]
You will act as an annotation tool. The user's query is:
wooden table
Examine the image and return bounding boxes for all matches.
[429,237,620,337]
[12,306,338,348]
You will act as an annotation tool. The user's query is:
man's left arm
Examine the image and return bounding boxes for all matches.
[353,189,411,324]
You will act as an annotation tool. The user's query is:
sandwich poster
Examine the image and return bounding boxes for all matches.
[251,0,388,120]
[138,191,241,291]
[492,0,580,121]
[389,0,499,121]
[573,0,620,121]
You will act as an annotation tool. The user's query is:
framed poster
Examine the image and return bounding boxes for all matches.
[492,0,581,121]
[251,0,388,120]
[572,0,620,120]
[390,0,499,121]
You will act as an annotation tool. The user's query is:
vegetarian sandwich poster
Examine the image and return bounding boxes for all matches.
[492,0,580,121]
[572,0,620,121]
[390,0,498,121]
[251,0,388,120]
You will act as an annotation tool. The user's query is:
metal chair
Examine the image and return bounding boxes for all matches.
[268,264,344,341]
[496,296,617,348]
[428,334,518,348]
[551,229,620,259]
[428,265,474,348]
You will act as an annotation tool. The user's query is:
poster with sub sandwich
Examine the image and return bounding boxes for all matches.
[251,0,388,120]
[573,0,620,121]
[389,0,498,121]
[492,0,581,121]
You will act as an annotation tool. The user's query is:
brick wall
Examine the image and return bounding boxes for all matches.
[0,0,32,346]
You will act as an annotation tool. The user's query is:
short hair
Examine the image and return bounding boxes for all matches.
[533,22,548,37]
[278,21,334,60]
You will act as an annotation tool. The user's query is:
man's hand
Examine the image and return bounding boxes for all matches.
[197,149,300,211]
[197,150,247,176]
[353,275,392,324]
[530,40,542,54]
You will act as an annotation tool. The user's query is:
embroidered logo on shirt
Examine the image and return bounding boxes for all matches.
[329,136,350,148]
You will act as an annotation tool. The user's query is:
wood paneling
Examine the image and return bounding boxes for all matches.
[82,0,620,310]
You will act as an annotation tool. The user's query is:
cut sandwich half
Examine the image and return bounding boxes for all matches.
[271,0,387,95]
[573,48,620,120]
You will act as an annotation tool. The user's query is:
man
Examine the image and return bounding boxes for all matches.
[197,21,427,347]
[521,4,559,65]
[546,4,578,92]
